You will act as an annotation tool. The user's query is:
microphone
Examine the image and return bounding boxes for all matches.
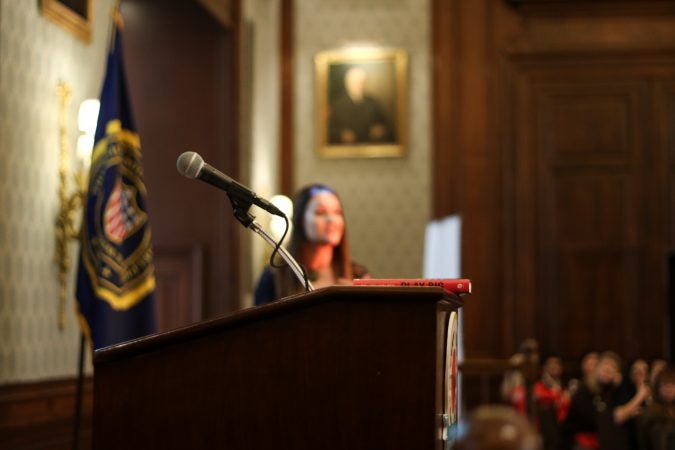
[176,151,284,217]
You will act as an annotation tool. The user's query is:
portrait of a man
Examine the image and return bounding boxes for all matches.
[328,65,395,145]
[315,48,407,158]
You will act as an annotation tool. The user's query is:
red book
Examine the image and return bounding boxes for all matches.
[352,278,472,295]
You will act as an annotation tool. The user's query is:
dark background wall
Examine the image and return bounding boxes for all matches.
[121,0,242,330]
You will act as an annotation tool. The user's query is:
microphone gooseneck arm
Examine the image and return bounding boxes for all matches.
[224,188,313,293]
[249,221,314,292]
[227,202,312,292]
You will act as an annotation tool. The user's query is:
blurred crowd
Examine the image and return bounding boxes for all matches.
[491,339,675,450]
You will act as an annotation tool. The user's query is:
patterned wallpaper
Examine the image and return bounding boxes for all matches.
[243,0,282,306]
[294,0,431,278]
[0,0,115,383]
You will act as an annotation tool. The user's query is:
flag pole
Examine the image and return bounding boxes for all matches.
[72,4,122,448]
[109,0,123,47]
[72,333,86,450]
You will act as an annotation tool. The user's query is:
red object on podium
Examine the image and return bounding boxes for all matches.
[353,278,472,295]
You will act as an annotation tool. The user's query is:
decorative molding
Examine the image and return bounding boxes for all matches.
[504,0,675,16]
[40,0,92,43]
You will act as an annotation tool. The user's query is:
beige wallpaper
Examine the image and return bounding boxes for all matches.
[294,0,431,278]
[243,0,282,307]
[0,0,116,383]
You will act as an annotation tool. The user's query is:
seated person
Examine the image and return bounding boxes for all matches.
[640,366,675,450]
[254,183,369,305]
[562,351,650,450]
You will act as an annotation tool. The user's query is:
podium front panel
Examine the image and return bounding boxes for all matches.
[94,286,463,450]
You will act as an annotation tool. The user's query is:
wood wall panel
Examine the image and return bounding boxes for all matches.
[539,91,635,165]
[0,378,93,450]
[508,56,671,360]
[432,0,462,217]
[154,244,204,332]
[434,0,675,362]
[664,86,675,249]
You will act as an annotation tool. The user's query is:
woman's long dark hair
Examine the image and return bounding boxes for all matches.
[275,183,353,297]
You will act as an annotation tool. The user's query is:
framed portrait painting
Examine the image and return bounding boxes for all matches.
[41,0,92,43]
[315,47,408,158]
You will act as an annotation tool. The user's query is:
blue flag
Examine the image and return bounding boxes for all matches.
[76,27,156,350]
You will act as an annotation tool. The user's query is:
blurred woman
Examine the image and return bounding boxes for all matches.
[254,183,369,305]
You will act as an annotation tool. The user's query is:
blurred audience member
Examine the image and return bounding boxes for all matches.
[640,366,675,450]
[535,356,570,450]
[565,351,599,402]
[536,355,571,420]
[562,351,650,450]
[503,339,541,419]
[581,352,600,388]
[651,359,669,390]
[617,358,651,450]
[510,355,569,449]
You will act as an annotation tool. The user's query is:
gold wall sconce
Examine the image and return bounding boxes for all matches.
[55,81,99,329]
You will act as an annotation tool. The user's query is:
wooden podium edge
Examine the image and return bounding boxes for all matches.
[93,285,462,365]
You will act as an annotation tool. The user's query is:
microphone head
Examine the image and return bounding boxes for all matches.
[177,151,204,179]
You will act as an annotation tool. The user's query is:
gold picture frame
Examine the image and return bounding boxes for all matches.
[41,0,92,43]
[315,47,407,158]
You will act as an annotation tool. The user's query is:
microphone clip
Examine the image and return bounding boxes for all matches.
[227,193,256,228]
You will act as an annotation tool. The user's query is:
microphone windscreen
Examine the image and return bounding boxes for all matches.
[177,151,204,178]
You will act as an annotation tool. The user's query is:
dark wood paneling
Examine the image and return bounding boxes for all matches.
[154,244,204,331]
[433,0,675,361]
[432,0,461,218]
[121,0,242,319]
[460,358,512,412]
[662,85,675,249]
[280,0,294,196]
[505,0,675,16]
[506,56,674,360]
[539,89,636,166]
[432,0,511,358]
[0,378,93,450]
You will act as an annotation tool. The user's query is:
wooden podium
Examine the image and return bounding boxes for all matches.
[93,286,463,450]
